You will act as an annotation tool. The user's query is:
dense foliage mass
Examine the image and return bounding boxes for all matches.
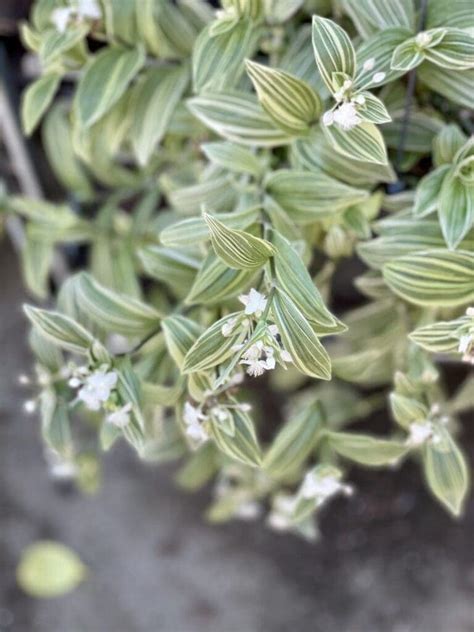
[4,0,474,539]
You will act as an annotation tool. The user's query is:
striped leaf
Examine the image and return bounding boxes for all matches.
[263,403,324,478]
[418,63,474,108]
[389,394,429,429]
[423,425,469,516]
[438,167,474,249]
[322,121,389,166]
[21,73,61,136]
[391,39,425,71]
[245,60,321,135]
[356,92,392,124]
[343,0,415,32]
[204,213,275,270]
[265,169,368,223]
[24,306,95,355]
[138,246,200,291]
[409,316,470,353]
[75,273,161,337]
[159,206,260,247]
[355,27,413,89]
[383,249,474,307]
[328,431,408,466]
[131,65,189,166]
[193,20,256,92]
[74,45,145,128]
[271,288,331,380]
[183,313,244,373]
[161,315,202,370]
[142,379,185,407]
[268,229,342,332]
[201,142,263,177]
[433,124,467,167]
[426,0,474,29]
[424,29,474,70]
[186,253,255,305]
[311,16,356,95]
[166,174,236,216]
[187,91,294,146]
[210,407,262,467]
[383,111,442,153]
[414,166,449,217]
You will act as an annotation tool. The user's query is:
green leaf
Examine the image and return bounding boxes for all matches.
[322,121,389,166]
[183,313,244,373]
[204,213,275,270]
[355,27,413,89]
[413,165,449,217]
[433,124,467,167]
[39,392,73,456]
[39,24,89,65]
[265,169,368,223]
[103,0,138,46]
[186,252,255,305]
[409,316,470,353]
[187,91,294,146]
[423,425,469,516]
[383,249,474,307]
[161,315,202,370]
[263,402,324,478]
[426,0,474,29]
[131,65,189,166]
[17,541,87,598]
[438,167,474,249]
[138,246,200,292]
[75,273,161,337]
[424,28,474,70]
[210,407,262,467]
[21,231,53,300]
[418,64,474,108]
[245,60,321,135]
[175,443,218,491]
[311,16,356,95]
[74,45,145,128]
[389,393,429,429]
[21,73,61,136]
[24,306,96,355]
[356,92,392,124]
[271,288,331,380]
[343,0,415,33]
[328,431,408,466]
[391,39,425,71]
[201,142,263,177]
[268,229,342,332]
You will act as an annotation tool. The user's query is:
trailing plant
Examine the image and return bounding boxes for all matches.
[3,0,474,539]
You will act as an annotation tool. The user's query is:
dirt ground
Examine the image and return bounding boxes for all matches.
[1,241,474,632]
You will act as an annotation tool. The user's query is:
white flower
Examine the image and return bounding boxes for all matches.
[51,7,74,33]
[24,400,37,414]
[301,471,352,502]
[363,58,375,71]
[235,501,262,521]
[222,317,237,337]
[183,402,209,444]
[77,369,118,411]
[18,374,30,385]
[353,94,366,105]
[267,511,291,532]
[239,288,267,317]
[68,377,82,388]
[333,101,361,130]
[466,307,474,317]
[106,403,132,428]
[322,110,335,126]
[416,31,432,47]
[372,72,386,83]
[280,349,293,364]
[458,334,472,354]
[406,420,433,446]
[240,341,275,377]
[76,0,102,20]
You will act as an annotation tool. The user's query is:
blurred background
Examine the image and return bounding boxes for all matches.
[1,2,474,631]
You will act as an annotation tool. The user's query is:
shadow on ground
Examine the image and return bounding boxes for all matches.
[1,242,473,632]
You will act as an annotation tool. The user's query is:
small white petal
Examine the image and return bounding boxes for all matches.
[372,72,386,83]
[51,7,74,33]
[363,58,375,71]
[322,110,334,126]
[24,400,37,414]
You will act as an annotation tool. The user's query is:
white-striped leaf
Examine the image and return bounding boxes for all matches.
[433,124,467,167]
[161,315,202,369]
[138,246,200,291]
[210,407,262,467]
[204,213,275,270]
[24,306,95,355]
[245,60,321,135]
[201,142,263,177]
[389,394,429,429]
[424,28,474,70]
[166,174,236,216]
[75,273,162,336]
[343,0,415,32]
[418,64,474,108]
[391,39,425,71]
[413,165,449,217]
[356,92,392,124]
[74,45,145,128]
[311,16,356,95]
[322,121,389,166]
[131,65,189,166]
[383,249,474,307]
[438,167,474,249]
[271,288,331,380]
[355,27,413,89]
[187,91,294,146]
[183,313,244,373]
[423,425,469,516]
[186,253,256,305]
[328,431,408,466]
[265,169,368,223]
[426,0,474,29]
[409,316,470,353]
[21,73,61,136]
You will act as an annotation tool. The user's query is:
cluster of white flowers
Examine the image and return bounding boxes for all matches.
[183,401,209,445]
[458,307,474,365]
[300,469,353,504]
[323,59,386,131]
[51,0,101,34]
[68,365,132,428]
[406,420,437,447]
[267,494,298,532]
